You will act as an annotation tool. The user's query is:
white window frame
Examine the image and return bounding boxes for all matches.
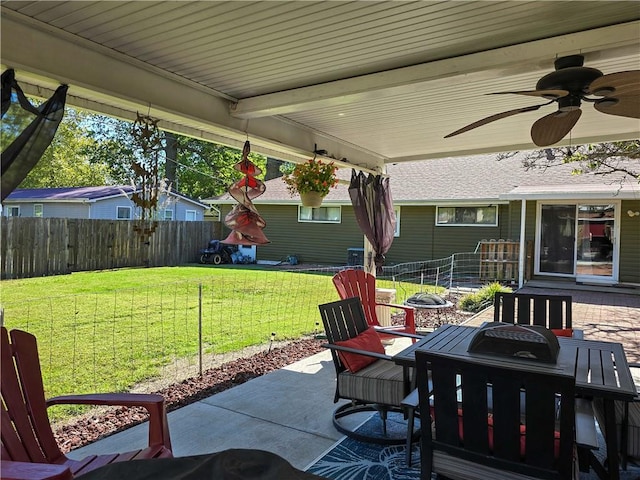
[185,210,197,221]
[116,206,132,220]
[33,204,43,217]
[163,209,174,220]
[435,205,498,227]
[394,206,400,237]
[7,206,20,217]
[298,205,341,223]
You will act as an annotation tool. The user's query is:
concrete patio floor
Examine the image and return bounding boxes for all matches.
[67,285,640,471]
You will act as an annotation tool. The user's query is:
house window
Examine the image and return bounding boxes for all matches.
[298,206,341,223]
[116,206,132,220]
[162,209,173,220]
[185,210,197,221]
[33,204,43,217]
[394,206,400,237]
[436,206,498,226]
[6,206,19,217]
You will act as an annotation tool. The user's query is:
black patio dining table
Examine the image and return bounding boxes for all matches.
[393,323,638,480]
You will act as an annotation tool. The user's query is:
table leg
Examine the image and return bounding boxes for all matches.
[402,365,414,396]
[603,398,620,480]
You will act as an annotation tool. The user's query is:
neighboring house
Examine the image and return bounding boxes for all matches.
[208,153,640,286]
[3,186,208,221]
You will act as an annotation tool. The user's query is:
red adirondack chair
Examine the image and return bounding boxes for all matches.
[1,327,173,479]
[332,269,416,336]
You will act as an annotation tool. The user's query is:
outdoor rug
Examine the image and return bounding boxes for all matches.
[306,413,640,480]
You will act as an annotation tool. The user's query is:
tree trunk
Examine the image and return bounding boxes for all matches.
[264,157,284,181]
[164,132,178,188]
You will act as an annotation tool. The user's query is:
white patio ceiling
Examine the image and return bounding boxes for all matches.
[1,1,639,174]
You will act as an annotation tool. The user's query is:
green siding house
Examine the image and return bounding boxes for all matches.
[209,153,640,287]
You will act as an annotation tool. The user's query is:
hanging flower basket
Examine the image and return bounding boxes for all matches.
[282,158,338,206]
[299,190,324,207]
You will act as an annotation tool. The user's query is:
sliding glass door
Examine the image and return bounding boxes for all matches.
[536,202,617,282]
[539,204,576,275]
[576,204,615,279]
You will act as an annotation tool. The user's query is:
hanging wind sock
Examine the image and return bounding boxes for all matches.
[221,141,270,245]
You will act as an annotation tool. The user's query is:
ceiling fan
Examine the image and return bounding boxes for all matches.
[445,55,640,146]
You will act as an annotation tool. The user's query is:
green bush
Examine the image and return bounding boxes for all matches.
[458,282,513,313]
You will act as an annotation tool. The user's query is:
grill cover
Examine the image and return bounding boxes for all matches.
[468,322,560,363]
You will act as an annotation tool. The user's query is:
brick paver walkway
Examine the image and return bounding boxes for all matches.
[464,286,640,363]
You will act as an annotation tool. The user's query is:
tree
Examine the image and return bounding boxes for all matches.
[498,140,640,183]
[0,96,35,151]
[164,131,178,186]
[9,98,268,197]
[18,108,111,188]
[169,136,267,200]
[79,112,268,199]
[82,114,141,184]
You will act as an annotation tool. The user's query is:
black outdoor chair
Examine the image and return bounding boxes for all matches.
[494,292,579,338]
[593,363,640,470]
[318,297,421,445]
[416,349,579,480]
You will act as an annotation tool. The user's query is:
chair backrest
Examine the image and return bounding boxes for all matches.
[494,292,572,330]
[416,349,576,479]
[318,297,370,372]
[332,269,380,328]
[1,327,65,464]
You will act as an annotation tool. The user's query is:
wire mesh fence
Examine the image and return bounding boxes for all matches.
[378,252,485,295]
[1,253,487,421]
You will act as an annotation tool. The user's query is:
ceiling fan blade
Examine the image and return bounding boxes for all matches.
[530,110,582,147]
[444,104,546,138]
[588,71,640,96]
[489,89,569,99]
[595,95,640,119]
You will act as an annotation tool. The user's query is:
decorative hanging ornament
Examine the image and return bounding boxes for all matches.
[221,141,270,245]
[130,112,163,242]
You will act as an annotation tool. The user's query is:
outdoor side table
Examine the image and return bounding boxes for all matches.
[404,298,454,331]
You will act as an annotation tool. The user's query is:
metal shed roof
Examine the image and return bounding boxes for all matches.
[1,1,639,174]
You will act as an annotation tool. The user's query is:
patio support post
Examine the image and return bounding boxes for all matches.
[364,237,375,276]
[518,200,527,289]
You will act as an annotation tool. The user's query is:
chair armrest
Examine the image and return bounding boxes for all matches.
[0,460,72,480]
[373,327,423,339]
[575,398,598,449]
[47,392,164,408]
[46,393,172,451]
[377,302,415,313]
[321,343,393,361]
[376,303,417,333]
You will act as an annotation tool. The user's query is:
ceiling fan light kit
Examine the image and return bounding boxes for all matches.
[446,55,639,147]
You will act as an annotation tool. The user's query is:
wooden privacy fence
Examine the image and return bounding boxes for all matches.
[1,217,218,279]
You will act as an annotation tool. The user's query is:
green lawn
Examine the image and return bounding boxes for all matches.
[1,265,435,422]
[1,266,340,420]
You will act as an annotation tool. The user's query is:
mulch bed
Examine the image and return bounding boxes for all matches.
[54,339,325,453]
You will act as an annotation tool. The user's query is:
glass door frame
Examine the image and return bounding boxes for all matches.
[534,200,620,284]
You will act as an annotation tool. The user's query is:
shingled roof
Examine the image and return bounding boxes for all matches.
[4,186,206,207]
[212,152,637,204]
